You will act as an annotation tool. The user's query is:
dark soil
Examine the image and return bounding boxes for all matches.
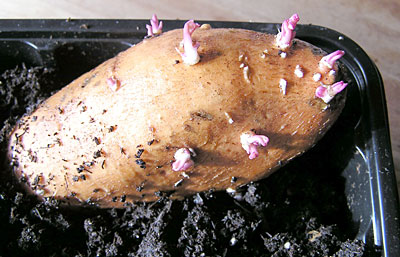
[0,65,366,256]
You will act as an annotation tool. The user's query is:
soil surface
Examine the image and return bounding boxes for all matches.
[0,65,367,256]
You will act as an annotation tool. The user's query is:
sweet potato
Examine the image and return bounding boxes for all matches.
[8,22,346,208]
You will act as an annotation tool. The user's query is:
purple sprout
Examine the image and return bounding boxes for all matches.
[106,76,120,91]
[288,14,300,30]
[319,50,345,70]
[146,14,163,37]
[240,131,269,159]
[315,81,348,103]
[172,148,195,171]
[276,14,300,50]
[175,20,201,65]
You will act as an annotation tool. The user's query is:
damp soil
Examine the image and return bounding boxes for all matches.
[0,65,366,256]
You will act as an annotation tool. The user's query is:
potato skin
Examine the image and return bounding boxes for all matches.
[8,28,344,208]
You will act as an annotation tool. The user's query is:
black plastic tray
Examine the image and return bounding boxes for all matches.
[0,19,399,256]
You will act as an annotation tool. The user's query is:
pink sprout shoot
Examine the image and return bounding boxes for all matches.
[175,20,201,65]
[276,14,300,50]
[319,50,345,70]
[315,81,348,103]
[146,14,163,37]
[172,148,196,171]
[240,131,269,160]
[106,76,120,92]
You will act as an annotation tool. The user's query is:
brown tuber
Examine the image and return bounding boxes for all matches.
[8,23,346,208]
